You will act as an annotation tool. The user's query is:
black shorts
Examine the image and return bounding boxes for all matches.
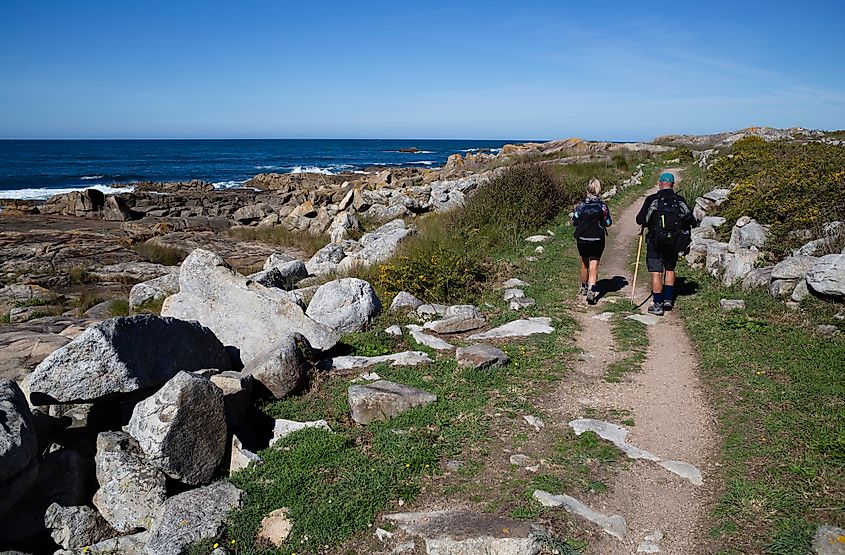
[646,241,679,272]
[577,239,605,260]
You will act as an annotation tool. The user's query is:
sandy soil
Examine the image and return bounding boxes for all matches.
[552,170,719,554]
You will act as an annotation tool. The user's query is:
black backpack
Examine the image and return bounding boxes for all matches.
[575,200,606,242]
[650,194,690,252]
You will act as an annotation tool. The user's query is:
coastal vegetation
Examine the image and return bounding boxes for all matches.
[710,137,845,258]
[677,266,845,553]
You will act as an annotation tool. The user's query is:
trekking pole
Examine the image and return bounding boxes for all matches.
[631,228,644,305]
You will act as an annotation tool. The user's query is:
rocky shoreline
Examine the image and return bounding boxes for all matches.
[1,127,841,553]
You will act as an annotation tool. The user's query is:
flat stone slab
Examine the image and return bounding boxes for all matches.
[407,325,454,350]
[385,510,542,555]
[524,235,551,243]
[626,313,661,326]
[321,351,432,371]
[813,524,845,555]
[503,288,525,301]
[533,490,626,541]
[569,418,702,485]
[510,297,536,310]
[456,344,510,370]
[422,316,486,334]
[720,299,746,311]
[501,278,529,289]
[592,312,615,321]
[272,418,332,444]
[348,380,437,424]
[468,318,554,341]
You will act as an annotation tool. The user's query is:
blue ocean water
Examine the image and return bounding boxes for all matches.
[0,139,517,199]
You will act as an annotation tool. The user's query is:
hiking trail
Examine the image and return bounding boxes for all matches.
[542,169,718,554]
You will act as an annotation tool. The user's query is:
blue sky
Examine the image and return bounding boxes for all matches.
[1,0,843,140]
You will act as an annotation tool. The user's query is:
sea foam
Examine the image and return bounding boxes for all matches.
[0,184,135,201]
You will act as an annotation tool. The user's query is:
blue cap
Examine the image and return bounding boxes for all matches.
[659,172,675,183]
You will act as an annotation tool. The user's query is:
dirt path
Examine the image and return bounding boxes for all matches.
[548,169,718,554]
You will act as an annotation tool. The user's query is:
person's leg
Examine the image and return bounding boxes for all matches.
[588,258,600,287]
[662,253,678,307]
[579,257,589,294]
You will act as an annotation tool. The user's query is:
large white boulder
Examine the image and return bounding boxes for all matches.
[161,249,338,364]
[243,334,312,399]
[0,380,38,520]
[722,249,760,286]
[127,372,227,485]
[771,255,819,280]
[128,273,179,310]
[806,254,845,297]
[144,481,243,555]
[26,315,233,405]
[336,219,414,272]
[728,217,768,252]
[305,278,381,334]
[92,431,167,533]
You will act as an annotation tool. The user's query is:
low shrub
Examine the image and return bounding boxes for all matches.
[376,238,485,304]
[455,164,574,246]
[665,147,694,163]
[707,138,845,258]
[132,242,188,266]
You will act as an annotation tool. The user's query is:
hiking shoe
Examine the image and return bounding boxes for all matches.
[579,284,589,296]
[586,289,597,305]
[663,298,674,310]
[647,303,665,316]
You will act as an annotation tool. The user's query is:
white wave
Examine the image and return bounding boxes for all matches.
[212,179,249,190]
[0,184,135,201]
[80,175,105,180]
[409,161,436,165]
[289,166,336,175]
[255,165,279,170]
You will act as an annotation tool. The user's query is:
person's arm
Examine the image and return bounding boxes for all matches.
[604,203,613,227]
[635,196,651,226]
[572,201,582,225]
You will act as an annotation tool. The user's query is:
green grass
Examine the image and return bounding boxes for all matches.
[132,242,189,266]
[677,264,845,554]
[228,227,328,258]
[192,155,683,554]
[605,315,649,383]
[107,299,131,317]
[216,202,598,553]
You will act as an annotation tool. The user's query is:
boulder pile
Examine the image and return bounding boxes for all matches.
[687,186,845,302]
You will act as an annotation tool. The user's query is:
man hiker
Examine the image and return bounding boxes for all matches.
[635,172,696,315]
[573,178,613,305]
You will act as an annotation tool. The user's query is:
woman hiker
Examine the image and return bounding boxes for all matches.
[572,178,613,305]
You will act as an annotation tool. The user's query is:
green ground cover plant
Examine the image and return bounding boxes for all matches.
[677,265,845,554]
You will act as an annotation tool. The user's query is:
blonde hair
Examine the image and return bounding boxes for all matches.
[586,178,601,196]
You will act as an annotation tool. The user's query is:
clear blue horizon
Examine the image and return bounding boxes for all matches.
[1,0,843,140]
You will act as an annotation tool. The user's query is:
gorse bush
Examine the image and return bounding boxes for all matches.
[377,238,485,304]
[710,138,845,251]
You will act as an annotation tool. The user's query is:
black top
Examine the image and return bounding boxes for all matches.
[635,188,696,229]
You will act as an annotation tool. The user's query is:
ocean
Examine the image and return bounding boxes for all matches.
[0,139,517,200]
